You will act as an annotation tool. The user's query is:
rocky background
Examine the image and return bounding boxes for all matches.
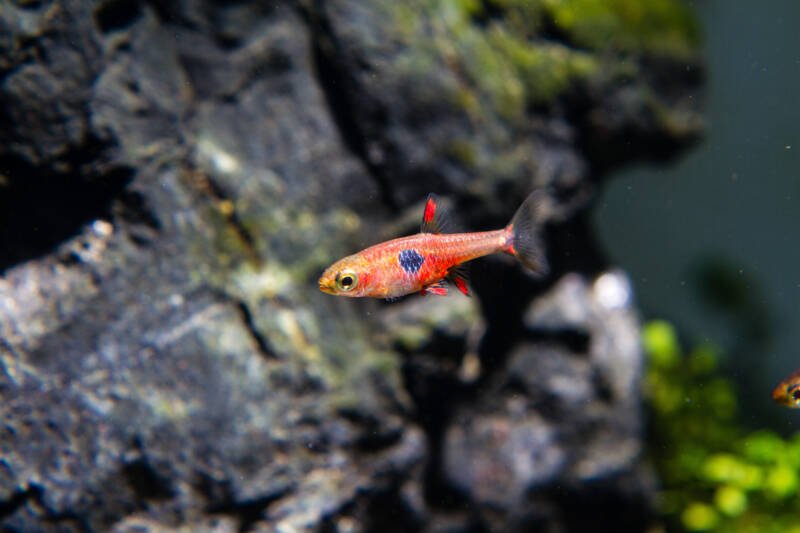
[0,1,703,532]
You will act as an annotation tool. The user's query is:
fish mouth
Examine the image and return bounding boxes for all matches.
[318,278,335,294]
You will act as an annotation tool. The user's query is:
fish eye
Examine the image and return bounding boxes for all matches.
[336,271,358,292]
[790,385,800,404]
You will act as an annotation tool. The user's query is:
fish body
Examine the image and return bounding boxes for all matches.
[772,368,800,408]
[318,192,547,299]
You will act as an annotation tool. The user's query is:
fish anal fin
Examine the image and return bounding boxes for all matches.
[420,193,449,234]
[451,276,469,296]
[447,264,470,296]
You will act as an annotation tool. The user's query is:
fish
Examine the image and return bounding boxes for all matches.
[318,191,548,299]
[772,368,800,408]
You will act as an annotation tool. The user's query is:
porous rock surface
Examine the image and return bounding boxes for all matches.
[0,0,702,531]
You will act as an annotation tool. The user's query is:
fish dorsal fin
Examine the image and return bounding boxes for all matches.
[420,193,448,234]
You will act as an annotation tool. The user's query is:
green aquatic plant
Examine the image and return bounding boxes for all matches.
[644,321,800,532]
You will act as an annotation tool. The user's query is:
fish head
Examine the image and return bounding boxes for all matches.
[318,253,373,297]
[772,369,800,408]
[773,382,800,408]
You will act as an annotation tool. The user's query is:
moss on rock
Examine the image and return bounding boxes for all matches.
[542,0,701,57]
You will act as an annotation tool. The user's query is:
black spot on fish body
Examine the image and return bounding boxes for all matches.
[398,249,424,273]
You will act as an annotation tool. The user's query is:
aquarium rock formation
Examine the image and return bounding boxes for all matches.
[0,0,702,531]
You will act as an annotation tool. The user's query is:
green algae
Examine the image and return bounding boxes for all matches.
[185,171,362,293]
[388,0,699,121]
[542,0,701,58]
[377,0,703,196]
[174,156,406,417]
[488,28,598,106]
[445,137,480,168]
[644,320,800,532]
[389,0,600,120]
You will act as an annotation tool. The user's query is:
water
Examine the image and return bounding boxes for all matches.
[593,0,800,427]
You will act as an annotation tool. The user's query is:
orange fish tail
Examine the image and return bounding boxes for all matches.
[504,191,548,275]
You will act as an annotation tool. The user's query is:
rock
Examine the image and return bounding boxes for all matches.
[311,0,703,211]
[2,3,418,532]
[0,0,101,163]
[442,271,652,530]
[0,0,702,531]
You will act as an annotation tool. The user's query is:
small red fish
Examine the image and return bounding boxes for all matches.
[318,191,548,299]
[772,368,800,408]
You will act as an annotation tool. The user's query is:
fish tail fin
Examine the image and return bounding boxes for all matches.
[504,191,549,276]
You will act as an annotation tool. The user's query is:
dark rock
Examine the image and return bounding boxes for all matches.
[0,1,100,163]
[0,0,701,531]
[441,272,653,531]
[310,0,703,212]
[2,3,418,532]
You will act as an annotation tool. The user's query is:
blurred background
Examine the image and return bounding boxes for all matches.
[594,0,800,430]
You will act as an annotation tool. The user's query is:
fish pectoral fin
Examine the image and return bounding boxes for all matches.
[421,281,448,296]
